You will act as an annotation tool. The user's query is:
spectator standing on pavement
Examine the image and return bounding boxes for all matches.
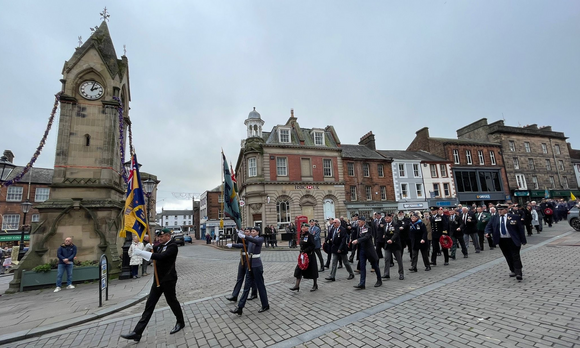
[531,206,540,234]
[270,225,278,247]
[290,223,319,292]
[121,228,185,342]
[229,226,269,315]
[325,219,354,281]
[485,204,527,281]
[226,227,257,303]
[128,235,144,279]
[54,237,77,293]
[310,219,325,272]
[142,235,153,276]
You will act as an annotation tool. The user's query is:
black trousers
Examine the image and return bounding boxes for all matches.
[314,248,325,269]
[231,261,256,298]
[450,232,468,257]
[431,239,449,263]
[411,248,430,269]
[134,280,184,335]
[498,237,523,276]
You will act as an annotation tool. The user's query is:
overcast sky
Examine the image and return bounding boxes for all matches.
[1,1,579,212]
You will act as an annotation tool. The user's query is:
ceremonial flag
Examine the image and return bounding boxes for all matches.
[544,189,550,199]
[572,192,577,201]
[119,153,148,242]
[222,152,242,229]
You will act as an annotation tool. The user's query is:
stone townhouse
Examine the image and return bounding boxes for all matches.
[457,119,579,203]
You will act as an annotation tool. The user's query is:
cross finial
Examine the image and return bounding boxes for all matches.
[78,36,83,47]
[123,44,126,56]
[100,7,110,22]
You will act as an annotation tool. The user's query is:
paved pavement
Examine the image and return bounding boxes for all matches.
[1,222,579,347]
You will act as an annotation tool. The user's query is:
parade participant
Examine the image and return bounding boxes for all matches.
[54,237,77,293]
[323,220,343,270]
[395,211,412,260]
[309,219,325,272]
[540,199,555,227]
[523,205,534,236]
[485,204,527,281]
[429,208,449,266]
[372,213,386,266]
[229,226,269,315]
[449,209,467,259]
[226,228,257,302]
[347,214,359,263]
[382,214,404,280]
[461,207,480,253]
[531,206,540,234]
[121,229,185,342]
[408,214,430,272]
[325,219,354,281]
[351,217,382,289]
[475,206,491,251]
[290,223,319,292]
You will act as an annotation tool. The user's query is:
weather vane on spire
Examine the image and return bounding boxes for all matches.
[123,44,127,56]
[100,7,110,22]
[78,36,83,47]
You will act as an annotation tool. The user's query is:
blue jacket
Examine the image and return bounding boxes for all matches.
[485,213,527,247]
[310,225,322,249]
[57,243,77,264]
[233,235,264,268]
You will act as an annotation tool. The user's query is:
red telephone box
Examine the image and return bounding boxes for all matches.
[294,215,308,246]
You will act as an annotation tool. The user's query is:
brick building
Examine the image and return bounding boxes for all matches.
[0,151,53,248]
[199,186,236,240]
[457,119,579,202]
[407,127,509,205]
[235,108,346,236]
[341,132,396,218]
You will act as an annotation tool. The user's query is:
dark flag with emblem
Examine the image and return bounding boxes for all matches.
[222,152,242,229]
[119,153,148,242]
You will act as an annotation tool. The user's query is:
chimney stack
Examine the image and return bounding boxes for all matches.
[359,131,376,150]
[3,150,14,163]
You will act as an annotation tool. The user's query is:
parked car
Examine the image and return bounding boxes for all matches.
[568,207,580,231]
[172,232,185,246]
[184,235,192,244]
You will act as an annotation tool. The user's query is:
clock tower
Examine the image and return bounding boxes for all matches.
[8,20,131,291]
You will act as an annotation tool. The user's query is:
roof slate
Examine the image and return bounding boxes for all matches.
[377,150,448,162]
[5,166,53,184]
[430,137,500,146]
[341,144,385,160]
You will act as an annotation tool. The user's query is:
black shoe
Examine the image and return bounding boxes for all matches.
[430,262,437,266]
[319,268,325,272]
[399,274,404,280]
[258,305,270,313]
[475,250,480,253]
[310,285,318,292]
[374,281,382,287]
[450,255,456,260]
[425,267,431,271]
[437,252,442,256]
[444,262,449,266]
[226,296,237,302]
[353,284,365,289]
[338,265,343,269]
[289,286,300,292]
[409,268,418,272]
[325,277,335,281]
[347,274,355,280]
[490,247,495,250]
[170,322,185,335]
[509,272,516,277]
[121,332,142,342]
[390,263,394,267]
[248,295,257,301]
[516,275,523,281]
[230,307,243,315]
[464,254,468,258]
[382,275,390,279]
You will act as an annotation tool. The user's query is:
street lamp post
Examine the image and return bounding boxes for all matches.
[18,200,32,261]
[143,178,156,225]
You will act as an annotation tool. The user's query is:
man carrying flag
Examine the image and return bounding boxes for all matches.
[120,154,185,342]
[222,152,269,315]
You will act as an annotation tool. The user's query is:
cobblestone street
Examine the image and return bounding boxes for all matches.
[3,223,580,348]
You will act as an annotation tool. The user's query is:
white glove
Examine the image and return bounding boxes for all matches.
[139,250,152,261]
[238,231,246,239]
[227,243,233,248]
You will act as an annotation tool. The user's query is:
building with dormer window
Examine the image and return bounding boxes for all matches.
[235,108,346,233]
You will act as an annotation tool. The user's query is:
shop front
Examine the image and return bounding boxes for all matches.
[550,190,580,200]
[426,197,459,209]
[345,201,398,220]
[0,233,29,248]
[513,190,530,204]
[397,201,428,212]
[457,192,506,206]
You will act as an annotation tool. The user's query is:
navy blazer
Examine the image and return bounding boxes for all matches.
[485,213,527,247]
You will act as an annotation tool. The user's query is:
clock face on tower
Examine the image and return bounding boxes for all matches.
[79,80,104,100]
